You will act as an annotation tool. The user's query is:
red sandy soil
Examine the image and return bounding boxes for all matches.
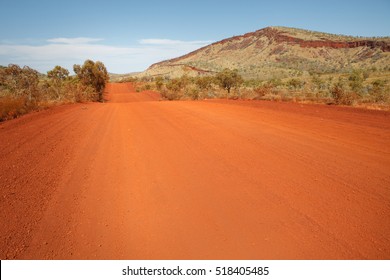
[0,83,389,260]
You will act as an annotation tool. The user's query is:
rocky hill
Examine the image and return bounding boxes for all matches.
[138,26,390,79]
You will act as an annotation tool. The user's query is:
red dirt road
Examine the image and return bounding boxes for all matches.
[1,83,389,259]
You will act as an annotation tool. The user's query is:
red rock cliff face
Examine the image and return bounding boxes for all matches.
[258,27,390,52]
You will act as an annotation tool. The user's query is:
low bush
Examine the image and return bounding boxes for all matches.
[147,68,390,108]
[331,80,356,105]
[0,96,29,121]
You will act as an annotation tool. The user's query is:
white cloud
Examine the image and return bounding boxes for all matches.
[0,37,213,74]
[47,37,104,44]
[139,38,212,46]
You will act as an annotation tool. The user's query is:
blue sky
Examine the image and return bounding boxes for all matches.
[1,0,389,73]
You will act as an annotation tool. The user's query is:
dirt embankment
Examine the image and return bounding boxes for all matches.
[1,83,389,259]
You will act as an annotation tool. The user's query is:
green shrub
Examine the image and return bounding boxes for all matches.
[369,79,389,103]
[287,78,304,90]
[331,79,356,105]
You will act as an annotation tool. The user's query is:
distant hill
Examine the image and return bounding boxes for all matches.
[109,72,141,82]
[138,26,390,79]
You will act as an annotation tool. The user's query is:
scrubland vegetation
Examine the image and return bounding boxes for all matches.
[2,60,389,122]
[0,60,108,121]
[127,68,390,108]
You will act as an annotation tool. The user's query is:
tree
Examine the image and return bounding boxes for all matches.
[47,66,70,100]
[195,76,214,91]
[155,76,164,90]
[3,64,23,94]
[166,78,182,92]
[215,68,243,95]
[73,60,109,102]
[3,64,39,101]
[47,65,69,81]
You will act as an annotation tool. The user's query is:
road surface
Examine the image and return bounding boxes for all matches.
[1,83,389,259]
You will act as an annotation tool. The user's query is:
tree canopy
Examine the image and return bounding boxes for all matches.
[47,65,69,81]
[215,68,243,94]
[1,64,39,100]
[73,60,109,102]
